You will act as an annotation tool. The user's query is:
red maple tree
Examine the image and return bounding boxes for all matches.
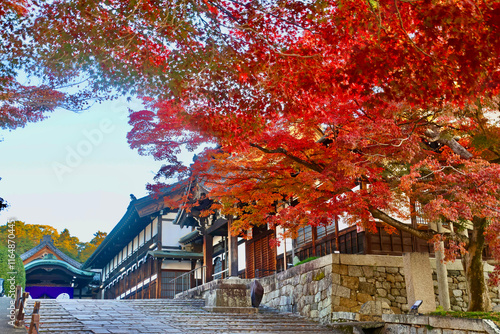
[14,0,500,311]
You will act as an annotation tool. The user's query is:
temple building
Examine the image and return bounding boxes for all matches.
[83,184,203,299]
[21,235,97,299]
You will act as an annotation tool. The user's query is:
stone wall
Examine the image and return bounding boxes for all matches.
[259,256,334,324]
[383,314,500,334]
[258,253,499,324]
[258,254,412,324]
[429,259,500,312]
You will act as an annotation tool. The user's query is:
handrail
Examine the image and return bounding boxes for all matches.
[213,268,228,279]
[168,265,206,298]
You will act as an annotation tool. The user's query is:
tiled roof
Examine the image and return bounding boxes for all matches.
[24,258,94,277]
[20,235,83,269]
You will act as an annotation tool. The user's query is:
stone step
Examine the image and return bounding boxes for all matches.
[23,299,340,333]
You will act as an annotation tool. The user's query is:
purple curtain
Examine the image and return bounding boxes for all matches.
[25,286,74,299]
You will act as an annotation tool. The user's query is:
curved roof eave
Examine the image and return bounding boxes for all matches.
[25,259,95,278]
[83,181,187,270]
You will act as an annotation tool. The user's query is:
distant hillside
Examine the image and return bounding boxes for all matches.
[0,221,107,263]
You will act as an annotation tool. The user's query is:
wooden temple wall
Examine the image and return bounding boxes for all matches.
[103,257,159,300]
[245,228,277,279]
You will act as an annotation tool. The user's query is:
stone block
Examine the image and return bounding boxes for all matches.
[342,276,360,290]
[377,289,388,297]
[318,276,332,292]
[387,267,399,274]
[331,312,359,322]
[330,273,341,286]
[483,319,500,334]
[340,254,403,268]
[395,296,407,304]
[309,254,335,269]
[279,296,287,306]
[319,307,332,319]
[335,285,352,299]
[428,316,485,331]
[357,293,373,304]
[390,306,401,314]
[303,295,314,305]
[332,264,349,275]
[395,274,405,282]
[333,305,351,312]
[315,292,321,303]
[363,266,375,278]
[442,330,466,334]
[348,266,364,277]
[339,297,358,308]
[385,324,411,334]
[382,314,429,325]
[403,252,436,314]
[376,297,391,306]
[359,282,377,295]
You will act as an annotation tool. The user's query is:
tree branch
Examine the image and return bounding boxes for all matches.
[425,126,473,159]
[369,207,435,240]
[249,143,324,173]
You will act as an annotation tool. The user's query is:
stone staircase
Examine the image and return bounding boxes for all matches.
[24,298,340,334]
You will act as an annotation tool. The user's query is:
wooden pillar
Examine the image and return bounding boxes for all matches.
[156,259,162,299]
[311,226,317,256]
[141,263,145,299]
[135,267,139,299]
[334,216,340,252]
[228,216,239,277]
[148,259,152,299]
[203,233,214,282]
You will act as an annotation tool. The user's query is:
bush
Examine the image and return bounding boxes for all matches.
[294,256,319,266]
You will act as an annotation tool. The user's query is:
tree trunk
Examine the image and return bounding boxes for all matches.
[370,208,492,311]
[462,217,491,311]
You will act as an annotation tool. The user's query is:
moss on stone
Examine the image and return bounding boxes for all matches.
[313,271,325,281]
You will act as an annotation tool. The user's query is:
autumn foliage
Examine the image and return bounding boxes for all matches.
[2,0,500,310]
[0,221,107,263]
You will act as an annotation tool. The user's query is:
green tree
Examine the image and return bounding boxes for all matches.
[77,231,107,263]
[0,245,25,296]
[0,221,105,263]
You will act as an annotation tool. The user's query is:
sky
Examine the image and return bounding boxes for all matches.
[0,97,194,242]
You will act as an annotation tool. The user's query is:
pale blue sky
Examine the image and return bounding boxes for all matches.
[0,98,193,242]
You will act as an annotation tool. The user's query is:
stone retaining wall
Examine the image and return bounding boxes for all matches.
[383,314,500,334]
[431,264,500,312]
[258,253,498,324]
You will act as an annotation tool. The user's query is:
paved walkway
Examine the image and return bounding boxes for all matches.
[20,298,340,334]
